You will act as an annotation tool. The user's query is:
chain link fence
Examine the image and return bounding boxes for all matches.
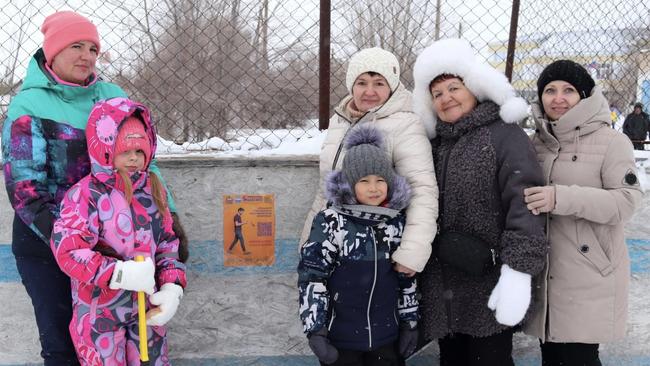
[1,0,649,152]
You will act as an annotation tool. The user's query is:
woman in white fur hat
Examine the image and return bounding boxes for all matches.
[300,47,438,278]
[412,38,547,365]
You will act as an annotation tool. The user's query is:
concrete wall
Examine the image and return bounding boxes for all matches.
[0,155,321,364]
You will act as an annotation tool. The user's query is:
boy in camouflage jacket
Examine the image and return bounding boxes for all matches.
[298,125,418,366]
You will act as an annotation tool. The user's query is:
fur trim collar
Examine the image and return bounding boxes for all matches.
[325,170,411,211]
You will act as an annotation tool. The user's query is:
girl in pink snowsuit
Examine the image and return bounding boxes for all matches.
[51,97,187,365]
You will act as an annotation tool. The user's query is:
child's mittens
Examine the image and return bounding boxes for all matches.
[398,326,419,358]
[147,283,184,326]
[109,257,156,295]
[307,328,339,364]
[487,264,531,326]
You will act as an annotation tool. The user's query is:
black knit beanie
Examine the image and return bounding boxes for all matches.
[537,60,595,102]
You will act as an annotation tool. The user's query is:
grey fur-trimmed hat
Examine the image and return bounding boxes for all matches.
[341,125,395,191]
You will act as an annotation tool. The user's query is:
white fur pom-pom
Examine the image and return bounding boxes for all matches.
[499,97,530,124]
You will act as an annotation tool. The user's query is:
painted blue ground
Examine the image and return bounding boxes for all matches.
[628,239,650,274]
[182,238,302,275]
[1,238,650,282]
[0,238,301,282]
[1,239,649,365]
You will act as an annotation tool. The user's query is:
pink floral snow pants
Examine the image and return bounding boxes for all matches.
[69,290,170,366]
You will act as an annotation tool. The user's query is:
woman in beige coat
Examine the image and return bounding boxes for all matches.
[300,47,438,275]
[523,60,643,366]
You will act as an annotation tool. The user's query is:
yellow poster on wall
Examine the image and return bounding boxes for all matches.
[223,194,275,266]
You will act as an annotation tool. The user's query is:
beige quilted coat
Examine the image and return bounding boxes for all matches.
[300,85,438,272]
[523,87,643,343]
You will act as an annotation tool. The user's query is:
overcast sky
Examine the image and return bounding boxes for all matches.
[1,0,648,82]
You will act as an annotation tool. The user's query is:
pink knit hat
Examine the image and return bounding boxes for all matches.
[114,117,152,167]
[41,11,101,64]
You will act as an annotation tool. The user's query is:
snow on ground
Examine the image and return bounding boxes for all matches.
[156,128,326,157]
[155,121,326,157]
[1,119,649,162]
[0,121,328,162]
[154,127,650,195]
[2,123,649,196]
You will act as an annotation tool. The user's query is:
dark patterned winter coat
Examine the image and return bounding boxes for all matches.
[298,170,417,351]
[420,101,547,339]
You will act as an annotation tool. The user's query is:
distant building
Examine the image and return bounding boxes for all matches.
[488,29,650,110]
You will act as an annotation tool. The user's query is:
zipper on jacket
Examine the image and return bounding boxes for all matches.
[367,228,378,349]
[441,265,453,332]
[331,111,364,171]
[332,139,347,171]
[438,144,452,221]
[438,142,454,332]
[330,92,398,170]
[327,306,337,331]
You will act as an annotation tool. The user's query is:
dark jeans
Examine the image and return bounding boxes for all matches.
[321,342,404,366]
[12,216,79,365]
[228,232,247,252]
[540,341,602,366]
[438,328,515,366]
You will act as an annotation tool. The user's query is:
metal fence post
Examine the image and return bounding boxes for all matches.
[319,0,331,130]
[505,0,521,82]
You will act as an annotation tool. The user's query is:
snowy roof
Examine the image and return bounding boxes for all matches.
[523,29,646,58]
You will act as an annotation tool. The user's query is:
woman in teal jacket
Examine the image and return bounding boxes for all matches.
[1,11,175,365]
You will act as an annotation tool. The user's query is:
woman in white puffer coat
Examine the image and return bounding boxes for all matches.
[300,47,438,275]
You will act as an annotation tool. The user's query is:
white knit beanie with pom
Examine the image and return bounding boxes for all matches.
[346,47,401,93]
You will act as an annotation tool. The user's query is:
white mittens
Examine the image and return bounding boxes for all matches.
[488,264,531,326]
[109,259,183,326]
[147,283,184,326]
[109,257,156,295]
